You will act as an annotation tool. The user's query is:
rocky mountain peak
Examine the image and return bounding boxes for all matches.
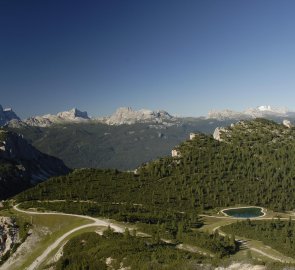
[21,108,90,127]
[105,107,174,125]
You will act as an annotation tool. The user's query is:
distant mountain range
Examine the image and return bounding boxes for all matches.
[3,105,295,128]
[7,107,177,127]
[8,108,90,128]
[3,104,295,171]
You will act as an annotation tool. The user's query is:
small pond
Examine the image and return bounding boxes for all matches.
[222,207,264,218]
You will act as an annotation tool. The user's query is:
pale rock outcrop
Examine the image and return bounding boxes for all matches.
[171,148,180,157]
[283,119,292,128]
[213,127,227,142]
[215,263,266,270]
[0,217,19,258]
[189,133,197,140]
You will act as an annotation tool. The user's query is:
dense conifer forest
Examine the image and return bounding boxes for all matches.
[17,119,295,212]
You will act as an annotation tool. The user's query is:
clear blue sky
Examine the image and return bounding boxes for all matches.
[1,0,295,118]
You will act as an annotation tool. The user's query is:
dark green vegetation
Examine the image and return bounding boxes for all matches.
[16,119,295,212]
[0,129,69,199]
[55,230,204,270]
[139,119,295,212]
[7,119,232,170]
[223,207,264,218]
[223,219,295,259]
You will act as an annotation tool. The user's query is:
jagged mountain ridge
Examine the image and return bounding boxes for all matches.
[3,104,295,128]
[103,107,176,125]
[0,129,69,199]
[23,108,90,127]
[5,107,177,128]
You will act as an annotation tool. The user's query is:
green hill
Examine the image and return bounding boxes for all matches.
[16,119,295,214]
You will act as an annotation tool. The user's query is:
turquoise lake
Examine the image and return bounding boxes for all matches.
[223,207,264,218]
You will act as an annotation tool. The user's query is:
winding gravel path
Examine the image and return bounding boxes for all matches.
[13,204,125,270]
[14,204,295,269]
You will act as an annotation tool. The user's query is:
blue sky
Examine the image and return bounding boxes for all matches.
[1,0,295,118]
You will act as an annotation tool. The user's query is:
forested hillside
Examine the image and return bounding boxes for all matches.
[16,119,295,214]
